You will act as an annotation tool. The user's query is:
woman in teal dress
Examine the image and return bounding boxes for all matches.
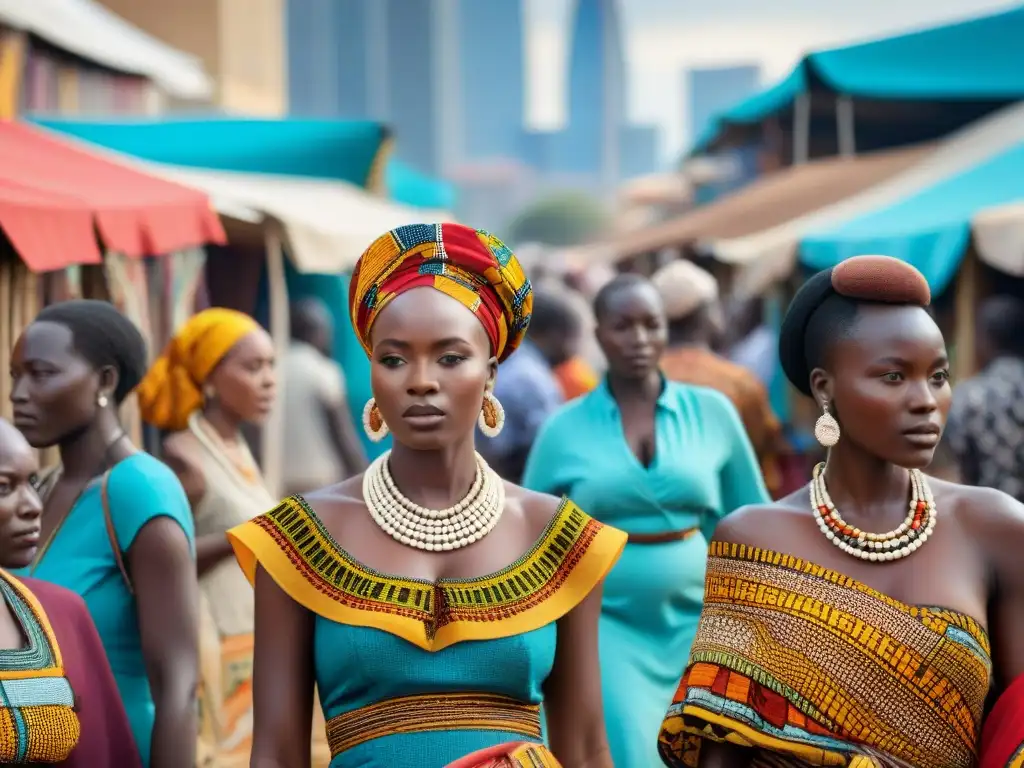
[523,273,770,767]
[10,300,199,768]
[230,223,626,768]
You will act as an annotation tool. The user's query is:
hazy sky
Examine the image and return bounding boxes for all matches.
[523,0,1017,159]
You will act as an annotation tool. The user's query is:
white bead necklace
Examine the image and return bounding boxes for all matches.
[810,462,937,561]
[362,450,505,552]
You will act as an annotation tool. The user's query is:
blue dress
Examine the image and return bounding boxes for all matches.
[522,379,770,767]
[228,495,626,767]
[12,453,195,766]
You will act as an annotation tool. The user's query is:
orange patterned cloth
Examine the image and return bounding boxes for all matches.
[660,346,783,495]
[553,356,599,401]
[349,223,532,362]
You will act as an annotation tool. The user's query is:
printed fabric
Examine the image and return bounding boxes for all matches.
[658,542,991,768]
[348,223,532,362]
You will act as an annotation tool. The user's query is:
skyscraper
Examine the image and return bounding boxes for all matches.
[565,0,625,187]
[457,0,525,161]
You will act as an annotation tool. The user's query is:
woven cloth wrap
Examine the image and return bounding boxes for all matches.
[137,307,260,431]
[349,223,533,362]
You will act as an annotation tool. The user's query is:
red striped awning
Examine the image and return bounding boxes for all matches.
[0,121,226,272]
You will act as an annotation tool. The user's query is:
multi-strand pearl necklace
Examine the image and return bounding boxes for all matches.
[811,462,936,561]
[363,450,505,552]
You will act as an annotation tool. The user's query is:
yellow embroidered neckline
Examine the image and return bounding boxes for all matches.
[229,496,626,651]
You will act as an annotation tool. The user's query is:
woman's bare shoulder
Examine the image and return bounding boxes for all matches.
[713,486,816,551]
[507,484,566,540]
[935,477,1024,561]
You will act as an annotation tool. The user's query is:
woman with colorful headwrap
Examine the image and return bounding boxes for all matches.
[658,255,1024,768]
[226,223,626,768]
[138,308,285,767]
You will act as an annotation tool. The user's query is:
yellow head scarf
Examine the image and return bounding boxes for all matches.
[137,308,261,431]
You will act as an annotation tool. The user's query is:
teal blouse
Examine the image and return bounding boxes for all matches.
[522,379,770,767]
[523,379,769,540]
[12,453,195,766]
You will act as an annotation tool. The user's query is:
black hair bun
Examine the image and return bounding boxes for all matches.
[778,256,930,397]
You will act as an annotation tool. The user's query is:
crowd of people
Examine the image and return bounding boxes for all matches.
[0,221,1021,768]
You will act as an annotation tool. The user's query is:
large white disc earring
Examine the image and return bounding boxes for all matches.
[478,390,505,438]
[814,401,840,448]
[362,398,390,442]
[97,394,109,408]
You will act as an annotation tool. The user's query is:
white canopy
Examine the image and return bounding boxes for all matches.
[0,0,212,99]
[151,165,455,273]
[709,101,1024,296]
[973,201,1024,277]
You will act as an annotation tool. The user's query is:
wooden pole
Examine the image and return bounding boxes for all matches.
[836,96,856,157]
[793,93,811,165]
[261,225,290,499]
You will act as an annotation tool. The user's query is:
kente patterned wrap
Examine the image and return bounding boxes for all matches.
[348,223,532,362]
[658,542,991,768]
[0,572,80,763]
[227,496,626,652]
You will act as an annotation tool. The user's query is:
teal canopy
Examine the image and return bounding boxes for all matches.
[386,158,456,211]
[800,140,1024,295]
[693,6,1024,153]
[31,117,388,188]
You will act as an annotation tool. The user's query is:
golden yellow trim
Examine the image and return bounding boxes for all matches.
[326,692,541,757]
[228,501,625,653]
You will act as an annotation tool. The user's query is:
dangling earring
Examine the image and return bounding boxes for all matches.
[362,398,389,442]
[97,394,109,408]
[478,389,505,438]
[815,401,840,447]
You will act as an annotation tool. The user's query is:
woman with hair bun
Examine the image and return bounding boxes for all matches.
[657,256,1024,768]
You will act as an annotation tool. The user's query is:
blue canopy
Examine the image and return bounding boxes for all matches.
[31,117,388,188]
[385,158,457,211]
[693,6,1024,152]
[800,140,1024,294]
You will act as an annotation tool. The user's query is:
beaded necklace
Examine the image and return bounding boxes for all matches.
[810,462,936,561]
[362,450,505,552]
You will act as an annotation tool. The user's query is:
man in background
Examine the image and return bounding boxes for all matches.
[945,294,1024,498]
[478,291,568,482]
[281,298,367,496]
[652,259,785,496]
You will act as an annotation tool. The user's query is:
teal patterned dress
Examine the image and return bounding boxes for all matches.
[228,494,626,767]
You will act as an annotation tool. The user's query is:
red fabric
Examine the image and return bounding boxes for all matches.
[0,121,225,272]
[980,673,1024,768]
[22,577,143,768]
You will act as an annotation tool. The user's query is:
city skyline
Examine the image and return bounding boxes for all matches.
[525,0,1017,157]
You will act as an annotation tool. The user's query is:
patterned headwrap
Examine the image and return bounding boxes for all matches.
[349,223,532,362]
[137,307,262,431]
